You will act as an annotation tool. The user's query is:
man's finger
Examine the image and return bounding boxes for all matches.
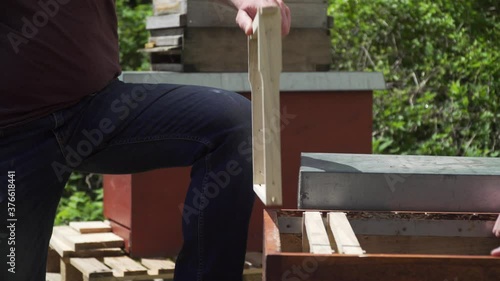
[276,0,291,35]
[236,9,254,36]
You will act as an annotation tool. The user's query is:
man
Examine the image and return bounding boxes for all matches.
[0,0,291,280]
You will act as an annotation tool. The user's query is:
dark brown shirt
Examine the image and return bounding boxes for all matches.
[0,0,121,128]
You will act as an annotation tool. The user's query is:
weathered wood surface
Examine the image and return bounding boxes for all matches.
[182,28,330,72]
[69,221,111,234]
[299,153,500,212]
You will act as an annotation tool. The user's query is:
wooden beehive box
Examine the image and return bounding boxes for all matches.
[261,153,500,280]
[144,0,332,72]
[264,210,500,281]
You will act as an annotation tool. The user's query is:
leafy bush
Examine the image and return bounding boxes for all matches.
[329,0,500,156]
[55,173,104,225]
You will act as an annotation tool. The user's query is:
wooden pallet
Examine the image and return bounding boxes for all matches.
[264,210,500,281]
[47,221,262,281]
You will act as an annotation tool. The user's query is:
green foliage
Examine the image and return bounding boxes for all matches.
[329,0,500,156]
[116,0,152,70]
[55,173,104,226]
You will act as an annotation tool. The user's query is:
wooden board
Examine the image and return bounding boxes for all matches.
[181,27,330,72]
[146,14,186,29]
[70,258,114,279]
[326,212,364,254]
[53,226,124,251]
[103,256,148,276]
[50,234,123,258]
[302,212,333,254]
[265,210,500,281]
[141,258,176,274]
[248,7,283,206]
[266,254,500,281]
[149,35,183,46]
[149,27,184,37]
[60,259,82,281]
[69,221,112,234]
[45,272,62,281]
[153,0,187,15]
[151,63,184,72]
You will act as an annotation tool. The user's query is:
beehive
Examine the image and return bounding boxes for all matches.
[143,0,332,72]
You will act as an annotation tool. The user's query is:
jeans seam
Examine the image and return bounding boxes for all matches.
[51,113,68,162]
[51,129,67,162]
[197,153,211,281]
[108,134,214,150]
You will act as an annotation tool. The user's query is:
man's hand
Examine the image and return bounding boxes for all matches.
[230,0,291,36]
[491,215,500,256]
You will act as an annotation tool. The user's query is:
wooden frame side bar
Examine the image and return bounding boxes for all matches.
[326,212,364,255]
[248,7,283,206]
[302,212,333,254]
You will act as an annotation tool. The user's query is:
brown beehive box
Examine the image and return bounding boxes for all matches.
[143,0,332,72]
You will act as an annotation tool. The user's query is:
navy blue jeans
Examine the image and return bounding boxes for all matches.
[0,79,255,281]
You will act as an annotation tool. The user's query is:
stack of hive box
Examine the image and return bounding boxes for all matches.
[144,0,332,72]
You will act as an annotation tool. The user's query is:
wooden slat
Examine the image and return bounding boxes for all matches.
[327,212,364,255]
[242,268,263,281]
[139,46,182,54]
[150,27,184,37]
[60,259,83,281]
[245,252,263,268]
[45,272,62,281]
[103,256,148,276]
[358,235,500,256]
[141,258,175,275]
[302,212,333,254]
[153,0,187,15]
[46,246,61,273]
[149,35,183,47]
[53,226,124,251]
[70,258,114,279]
[50,233,74,258]
[146,14,186,29]
[265,253,500,281]
[50,232,123,258]
[249,7,283,206]
[182,28,330,72]
[69,221,111,234]
[151,63,184,72]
